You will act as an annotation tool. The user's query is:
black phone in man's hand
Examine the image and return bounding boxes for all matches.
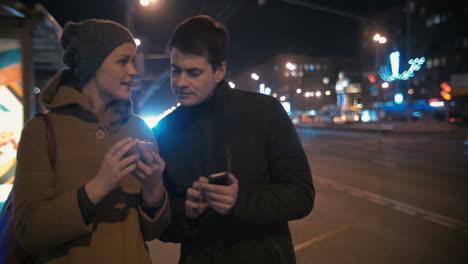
[208,172,229,185]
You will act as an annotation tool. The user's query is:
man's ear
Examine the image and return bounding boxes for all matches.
[215,61,227,83]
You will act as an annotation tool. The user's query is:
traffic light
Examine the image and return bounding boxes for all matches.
[440,82,452,100]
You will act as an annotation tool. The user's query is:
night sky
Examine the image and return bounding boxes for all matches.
[25,0,404,115]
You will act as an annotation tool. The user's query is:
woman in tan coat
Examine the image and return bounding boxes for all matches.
[12,19,170,263]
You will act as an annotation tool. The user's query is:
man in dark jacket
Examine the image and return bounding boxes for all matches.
[154,15,315,264]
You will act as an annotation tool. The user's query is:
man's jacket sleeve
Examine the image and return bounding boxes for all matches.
[231,99,315,226]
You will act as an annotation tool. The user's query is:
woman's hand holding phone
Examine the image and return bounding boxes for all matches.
[134,141,166,206]
[86,137,140,205]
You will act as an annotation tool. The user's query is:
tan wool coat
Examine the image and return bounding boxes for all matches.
[12,71,170,264]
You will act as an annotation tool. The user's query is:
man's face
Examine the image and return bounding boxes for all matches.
[170,47,226,106]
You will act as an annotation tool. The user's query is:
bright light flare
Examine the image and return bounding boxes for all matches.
[285,62,296,71]
[378,37,387,44]
[394,93,404,104]
[373,33,381,41]
[134,38,141,46]
[140,0,150,6]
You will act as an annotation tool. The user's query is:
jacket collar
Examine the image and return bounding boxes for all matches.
[177,80,230,113]
[40,70,132,125]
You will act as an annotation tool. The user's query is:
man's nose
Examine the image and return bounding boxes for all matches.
[175,73,187,87]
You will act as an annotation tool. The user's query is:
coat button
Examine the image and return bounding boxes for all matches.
[96,129,105,140]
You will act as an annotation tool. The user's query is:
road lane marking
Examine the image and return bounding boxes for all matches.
[423,215,456,228]
[393,205,418,216]
[294,225,350,252]
[315,176,468,232]
[368,196,389,206]
[371,159,396,167]
[349,189,365,198]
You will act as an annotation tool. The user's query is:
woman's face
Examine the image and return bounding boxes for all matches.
[94,42,137,102]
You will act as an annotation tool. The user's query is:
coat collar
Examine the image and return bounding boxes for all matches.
[40,70,132,125]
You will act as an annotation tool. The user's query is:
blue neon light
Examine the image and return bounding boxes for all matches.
[379,54,425,82]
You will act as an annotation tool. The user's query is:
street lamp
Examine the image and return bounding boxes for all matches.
[251,73,259,80]
[140,0,150,6]
[373,33,381,42]
[373,32,390,71]
[285,62,296,71]
[378,36,387,44]
[140,0,157,6]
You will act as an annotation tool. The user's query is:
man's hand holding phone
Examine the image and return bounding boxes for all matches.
[185,177,210,220]
[186,172,238,217]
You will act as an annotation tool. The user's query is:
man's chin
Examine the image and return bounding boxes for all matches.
[178,98,199,106]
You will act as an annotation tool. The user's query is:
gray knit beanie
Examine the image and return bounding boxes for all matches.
[61,19,135,87]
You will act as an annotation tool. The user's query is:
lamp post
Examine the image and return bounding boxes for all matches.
[373,33,387,76]
[372,33,392,105]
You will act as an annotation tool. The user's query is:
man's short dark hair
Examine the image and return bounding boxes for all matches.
[168,15,229,71]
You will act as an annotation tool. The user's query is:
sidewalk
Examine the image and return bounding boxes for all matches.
[296,120,468,138]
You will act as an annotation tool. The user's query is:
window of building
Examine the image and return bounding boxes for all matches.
[419,6,426,16]
[426,14,442,28]
[426,59,432,69]
[441,56,446,66]
[425,18,431,28]
[442,14,447,23]
[433,57,440,67]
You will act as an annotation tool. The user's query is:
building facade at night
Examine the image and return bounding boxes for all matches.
[361,0,468,122]
[235,54,361,113]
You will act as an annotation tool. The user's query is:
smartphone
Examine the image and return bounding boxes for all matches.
[127,140,154,158]
[208,172,229,185]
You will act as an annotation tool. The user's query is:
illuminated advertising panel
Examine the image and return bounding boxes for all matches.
[0,38,23,209]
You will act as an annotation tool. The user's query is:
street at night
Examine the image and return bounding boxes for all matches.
[149,127,468,263]
[1,0,468,263]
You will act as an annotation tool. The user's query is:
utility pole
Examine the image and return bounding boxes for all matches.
[405,0,414,122]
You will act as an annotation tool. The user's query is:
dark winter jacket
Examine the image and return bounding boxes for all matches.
[154,80,314,264]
